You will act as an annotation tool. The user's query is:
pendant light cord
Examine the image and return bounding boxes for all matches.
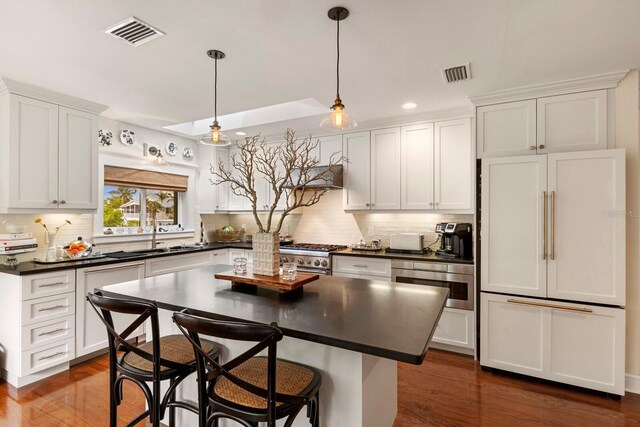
[214,57,218,121]
[336,17,340,98]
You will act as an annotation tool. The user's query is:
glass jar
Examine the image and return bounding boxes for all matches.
[282,262,297,280]
[233,257,247,274]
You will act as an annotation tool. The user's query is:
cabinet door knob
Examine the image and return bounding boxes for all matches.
[365,203,370,207]
[435,202,440,207]
[52,200,58,204]
[60,200,66,204]
[530,145,536,150]
[429,202,434,206]
[539,144,545,149]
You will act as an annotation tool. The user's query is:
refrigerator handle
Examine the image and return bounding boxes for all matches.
[550,190,555,261]
[542,191,547,260]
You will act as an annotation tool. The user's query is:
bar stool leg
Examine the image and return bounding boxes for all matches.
[168,377,176,426]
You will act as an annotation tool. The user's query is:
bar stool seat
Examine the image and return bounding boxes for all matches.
[212,356,321,411]
[120,334,217,376]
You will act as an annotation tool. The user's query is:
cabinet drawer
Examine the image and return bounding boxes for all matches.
[21,338,75,376]
[22,314,75,351]
[145,252,213,277]
[21,292,75,326]
[432,308,474,349]
[21,270,76,300]
[333,256,391,277]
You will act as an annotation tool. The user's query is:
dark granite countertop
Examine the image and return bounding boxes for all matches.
[0,242,254,276]
[333,248,474,265]
[100,266,448,364]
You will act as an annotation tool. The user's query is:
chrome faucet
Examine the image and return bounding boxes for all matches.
[151,210,163,249]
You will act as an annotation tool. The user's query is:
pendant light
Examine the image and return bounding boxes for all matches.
[200,49,231,146]
[320,7,356,131]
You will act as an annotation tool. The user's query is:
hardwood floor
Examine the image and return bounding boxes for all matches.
[1,349,639,426]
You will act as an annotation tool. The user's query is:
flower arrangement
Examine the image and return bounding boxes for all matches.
[34,218,71,233]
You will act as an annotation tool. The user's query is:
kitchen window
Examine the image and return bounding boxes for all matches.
[102,166,188,235]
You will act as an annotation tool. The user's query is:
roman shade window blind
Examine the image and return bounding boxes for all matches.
[104,166,188,192]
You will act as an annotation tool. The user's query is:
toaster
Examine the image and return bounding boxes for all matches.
[389,233,424,251]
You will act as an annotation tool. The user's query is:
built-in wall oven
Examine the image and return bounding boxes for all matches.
[391,260,474,310]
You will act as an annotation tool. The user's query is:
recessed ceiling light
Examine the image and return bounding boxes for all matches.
[402,102,418,110]
[235,131,246,136]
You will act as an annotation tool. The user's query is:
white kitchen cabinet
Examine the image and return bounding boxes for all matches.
[481,293,625,395]
[228,248,253,266]
[481,155,547,297]
[1,93,100,212]
[434,118,472,210]
[318,134,343,165]
[546,150,625,305]
[476,90,609,159]
[431,308,475,350]
[477,100,537,158]
[332,256,391,278]
[75,261,145,357]
[145,251,217,277]
[0,270,78,387]
[481,150,625,304]
[537,90,608,154]
[343,131,371,210]
[370,128,401,210]
[211,248,229,265]
[197,143,217,213]
[401,123,434,209]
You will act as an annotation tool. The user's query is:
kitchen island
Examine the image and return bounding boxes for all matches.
[100,266,448,426]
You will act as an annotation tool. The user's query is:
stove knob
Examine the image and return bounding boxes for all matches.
[307,259,312,265]
[297,258,305,265]
[281,256,288,263]
[321,260,328,267]
[314,260,321,266]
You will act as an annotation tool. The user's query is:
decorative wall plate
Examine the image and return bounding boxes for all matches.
[183,147,194,160]
[98,129,113,146]
[120,130,136,145]
[166,141,178,156]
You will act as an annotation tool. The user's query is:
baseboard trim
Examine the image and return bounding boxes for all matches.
[626,374,640,394]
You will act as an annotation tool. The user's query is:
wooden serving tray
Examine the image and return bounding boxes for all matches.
[215,269,320,294]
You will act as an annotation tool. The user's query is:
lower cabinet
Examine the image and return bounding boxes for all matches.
[480,293,625,395]
[228,248,253,266]
[332,256,391,278]
[76,261,146,357]
[145,251,217,277]
[431,308,475,351]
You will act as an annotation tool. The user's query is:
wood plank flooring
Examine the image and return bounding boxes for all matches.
[1,349,639,426]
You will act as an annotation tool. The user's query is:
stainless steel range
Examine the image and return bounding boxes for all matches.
[279,243,347,275]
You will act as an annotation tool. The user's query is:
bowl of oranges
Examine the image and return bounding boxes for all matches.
[65,237,92,259]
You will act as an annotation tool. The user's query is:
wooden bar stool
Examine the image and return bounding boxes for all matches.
[87,291,222,427]
[173,310,322,427]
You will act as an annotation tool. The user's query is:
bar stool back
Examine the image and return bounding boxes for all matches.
[87,291,221,427]
[173,310,321,427]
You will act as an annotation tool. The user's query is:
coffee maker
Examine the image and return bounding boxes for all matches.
[435,222,473,259]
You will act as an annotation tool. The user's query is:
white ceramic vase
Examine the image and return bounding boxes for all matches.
[252,232,280,276]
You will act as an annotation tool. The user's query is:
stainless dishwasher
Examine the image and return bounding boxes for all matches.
[391,260,474,310]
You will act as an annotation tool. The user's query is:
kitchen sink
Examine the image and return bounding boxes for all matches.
[104,245,206,259]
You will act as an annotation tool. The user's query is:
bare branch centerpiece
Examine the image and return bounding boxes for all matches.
[211,129,345,276]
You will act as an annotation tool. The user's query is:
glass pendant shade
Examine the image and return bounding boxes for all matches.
[319,99,356,131]
[199,122,231,146]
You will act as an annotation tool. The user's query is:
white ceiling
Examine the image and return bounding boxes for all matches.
[0,0,639,139]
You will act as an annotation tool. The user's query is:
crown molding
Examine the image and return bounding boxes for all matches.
[469,70,630,106]
[259,106,475,142]
[0,77,108,114]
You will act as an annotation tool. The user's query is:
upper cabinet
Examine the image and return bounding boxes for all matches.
[345,119,473,212]
[0,79,106,213]
[0,87,103,213]
[477,90,609,158]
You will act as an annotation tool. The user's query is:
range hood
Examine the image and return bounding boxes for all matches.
[287,164,343,189]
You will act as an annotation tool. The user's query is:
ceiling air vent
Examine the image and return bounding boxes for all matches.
[441,63,471,84]
[105,17,165,47]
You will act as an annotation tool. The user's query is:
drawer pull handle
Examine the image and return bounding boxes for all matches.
[38,305,66,312]
[507,298,592,313]
[83,262,144,274]
[38,351,66,361]
[353,265,368,268]
[39,282,68,287]
[38,328,68,337]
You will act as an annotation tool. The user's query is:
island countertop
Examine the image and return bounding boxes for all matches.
[99,266,448,365]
